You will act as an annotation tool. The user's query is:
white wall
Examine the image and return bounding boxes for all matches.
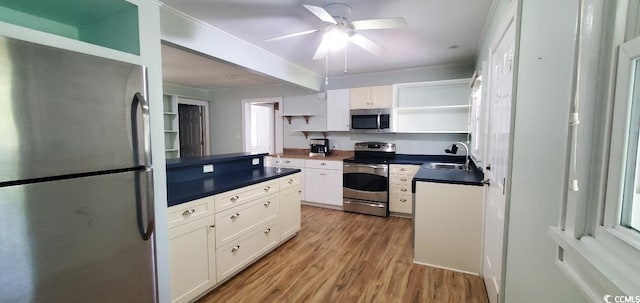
[478,0,586,302]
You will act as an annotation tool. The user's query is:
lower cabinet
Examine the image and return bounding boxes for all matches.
[304,160,343,206]
[389,164,420,215]
[168,173,301,302]
[168,215,216,303]
[216,221,280,282]
[413,181,483,274]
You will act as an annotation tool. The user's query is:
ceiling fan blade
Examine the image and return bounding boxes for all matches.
[351,17,407,30]
[265,29,319,42]
[303,5,337,24]
[350,34,384,56]
[312,42,328,60]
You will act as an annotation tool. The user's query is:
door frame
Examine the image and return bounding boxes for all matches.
[177,97,210,155]
[481,2,518,303]
[241,97,283,154]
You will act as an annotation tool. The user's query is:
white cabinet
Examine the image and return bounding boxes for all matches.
[394,79,472,133]
[304,160,343,206]
[279,174,301,239]
[389,164,420,215]
[265,156,306,200]
[326,89,350,131]
[349,85,393,109]
[413,181,483,274]
[167,197,216,303]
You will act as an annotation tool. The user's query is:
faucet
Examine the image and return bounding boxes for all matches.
[445,142,470,170]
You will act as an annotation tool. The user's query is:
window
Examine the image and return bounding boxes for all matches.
[550,2,640,301]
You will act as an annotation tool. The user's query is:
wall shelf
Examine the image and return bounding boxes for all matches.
[282,114,314,124]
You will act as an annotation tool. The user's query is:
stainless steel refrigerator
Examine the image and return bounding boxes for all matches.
[0,36,156,302]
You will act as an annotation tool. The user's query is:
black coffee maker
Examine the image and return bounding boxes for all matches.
[309,138,330,157]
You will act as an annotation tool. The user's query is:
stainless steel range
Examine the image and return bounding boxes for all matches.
[343,142,396,217]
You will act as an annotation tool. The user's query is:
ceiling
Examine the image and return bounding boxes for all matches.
[160,0,494,89]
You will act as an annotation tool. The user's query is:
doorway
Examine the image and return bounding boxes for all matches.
[177,97,210,157]
[242,98,283,155]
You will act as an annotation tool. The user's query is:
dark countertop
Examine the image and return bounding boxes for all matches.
[412,163,484,191]
[167,167,301,207]
[166,152,268,169]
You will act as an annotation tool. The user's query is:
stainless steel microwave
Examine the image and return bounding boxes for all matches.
[350,109,392,133]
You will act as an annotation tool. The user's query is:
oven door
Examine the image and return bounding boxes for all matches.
[343,163,388,202]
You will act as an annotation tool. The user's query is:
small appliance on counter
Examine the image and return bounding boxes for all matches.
[309,138,331,157]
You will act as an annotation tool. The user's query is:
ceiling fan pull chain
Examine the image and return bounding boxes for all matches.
[344,44,348,73]
[325,48,329,88]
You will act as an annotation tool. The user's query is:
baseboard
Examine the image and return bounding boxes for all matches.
[301,201,343,211]
[413,260,480,276]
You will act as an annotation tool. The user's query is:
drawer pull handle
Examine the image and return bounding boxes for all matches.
[182,209,196,216]
[264,186,271,191]
[401,178,407,182]
[285,160,290,163]
[401,168,408,171]
[321,162,326,166]
[264,228,271,234]
[288,179,293,184]
[401,188,408,192]
[231,245,240,253]
[230,195,240,202]
[264,201,271,207]
[230,213,240,220]
[400,199,407,202]
[210,225,215,228]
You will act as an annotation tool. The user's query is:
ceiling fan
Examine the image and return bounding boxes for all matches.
[265,3,407,60]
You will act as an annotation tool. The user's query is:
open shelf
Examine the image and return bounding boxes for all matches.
[291,130,328,139]
[282,114,314,124]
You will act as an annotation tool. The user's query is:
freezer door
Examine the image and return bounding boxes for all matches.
[0,35,148,183]
[0,170,156,303]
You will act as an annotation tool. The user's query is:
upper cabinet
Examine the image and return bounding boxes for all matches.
[326,89,350,131]
[350,85,393,109]
[393,79,472,133]
[0,1,141,57]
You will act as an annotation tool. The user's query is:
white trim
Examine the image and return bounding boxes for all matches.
[241,97,283,154]
[177,97,211,155]
[412,260,480,276]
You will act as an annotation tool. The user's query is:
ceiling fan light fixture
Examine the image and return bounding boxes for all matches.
[322,28,349,51]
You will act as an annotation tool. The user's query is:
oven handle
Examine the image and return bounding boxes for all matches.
[343,163,387,169]
[344,200,385,208]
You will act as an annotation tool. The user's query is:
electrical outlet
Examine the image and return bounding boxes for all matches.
[252,158,260,165]
[203,164,214,173]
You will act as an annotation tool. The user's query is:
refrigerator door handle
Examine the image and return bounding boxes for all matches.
[135,168,155,241]
[131,92,152,168]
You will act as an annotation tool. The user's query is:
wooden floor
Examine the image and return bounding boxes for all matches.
[198,206,488,303]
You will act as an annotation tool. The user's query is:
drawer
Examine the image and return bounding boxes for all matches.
[389,174,413,184]
[390,164,420,175]
[389,183,412,195]
[389,194,412,214]
[216,220,280,282]
[215,193,279,248]
[168,196,215,229]
[305,159,342,170]
[279,173,301,191]
[280,157,305,168]
[214,180,279,213]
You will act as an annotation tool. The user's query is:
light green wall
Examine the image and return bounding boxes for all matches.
[79,6,140,55]
[0,6,79,39]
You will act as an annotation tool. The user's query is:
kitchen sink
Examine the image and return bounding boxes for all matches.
[426,162,468,170]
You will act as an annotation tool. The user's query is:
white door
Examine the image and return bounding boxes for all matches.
[482,13,516,303]
[323,169,343,206]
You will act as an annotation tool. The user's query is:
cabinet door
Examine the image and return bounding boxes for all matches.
[280,186,301,239]
[371,85,393,108]
[304,168,324,203]
[327,89,351,131]
[349,87,371,109]
[168,216,216,303]
[323,169,344,206]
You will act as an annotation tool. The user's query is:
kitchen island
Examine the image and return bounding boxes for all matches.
[165,153,302,303]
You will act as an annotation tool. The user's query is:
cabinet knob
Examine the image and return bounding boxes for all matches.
[401,178,407,182]
[285,160,291,164]
[288,179,293,184]
[401,188,408,192]
[182,209,196,216]
[230,213,240,220]
[264,201,271,207]
[231,245,240,253]
[264,186,271,191]
[230,195,239,202]
[321,162,326,166]
[264,228,271,234]
[210,225,215,228]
